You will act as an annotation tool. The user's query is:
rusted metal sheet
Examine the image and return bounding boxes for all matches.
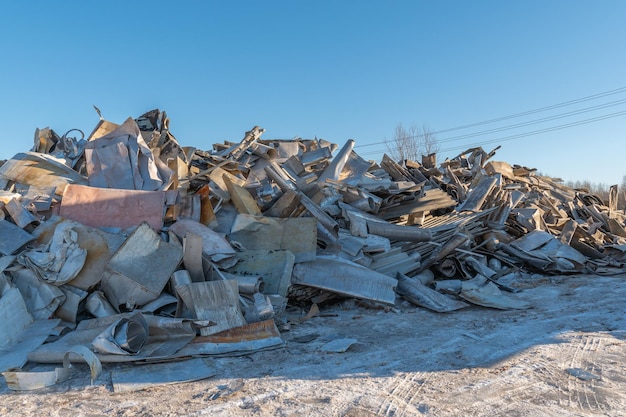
[178,319,285,356]
[60,184,166,231]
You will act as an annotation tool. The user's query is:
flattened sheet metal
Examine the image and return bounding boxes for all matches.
[0,219,35,256]
[395,273,469,313]
[0,319,61,373]
[292,256,397,305]
[0,152,87,196]
[60,184,166,231]
[112,358,216,393]
[102,222,182,310]
[511,230,587,271]
[459,275,531,310]
[225,249,295,297]
[177,280,246,336]
[512,230,555,252]
[5,198,39,228]
[0,256,16,273]
[56,285,88,323]
[223,174,262,215]
[230,214,317,263]
[458,175,498,212]
[178,319,285,356]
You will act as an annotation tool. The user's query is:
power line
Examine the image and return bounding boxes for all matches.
[438,110,626,153]
[435,98,626,144]
[428,86,626,135]
[355,85,626,149]
[357,109,626,157]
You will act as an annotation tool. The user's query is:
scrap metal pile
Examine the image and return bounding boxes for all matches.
[1,108,625,390]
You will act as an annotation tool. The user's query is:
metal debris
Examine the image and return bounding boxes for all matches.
[1,107,625,391]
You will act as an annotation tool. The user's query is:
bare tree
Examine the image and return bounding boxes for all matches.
[385,123,439,163]
[420,124,439,156]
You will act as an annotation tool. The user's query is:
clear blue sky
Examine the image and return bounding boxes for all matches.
[2,1,625,186]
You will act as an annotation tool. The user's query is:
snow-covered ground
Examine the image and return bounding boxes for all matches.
[2,273,625,416]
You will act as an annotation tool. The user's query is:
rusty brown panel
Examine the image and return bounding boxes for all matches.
[59,184,166,230]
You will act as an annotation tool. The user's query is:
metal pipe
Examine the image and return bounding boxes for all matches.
[366,221,432,242]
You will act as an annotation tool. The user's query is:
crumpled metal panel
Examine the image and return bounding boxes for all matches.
[84,117,172,191]
[92,312,149,355]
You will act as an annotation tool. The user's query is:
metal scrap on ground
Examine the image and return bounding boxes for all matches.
[1,108,624,391]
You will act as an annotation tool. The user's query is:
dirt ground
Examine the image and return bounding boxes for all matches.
[1,272,625,417]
